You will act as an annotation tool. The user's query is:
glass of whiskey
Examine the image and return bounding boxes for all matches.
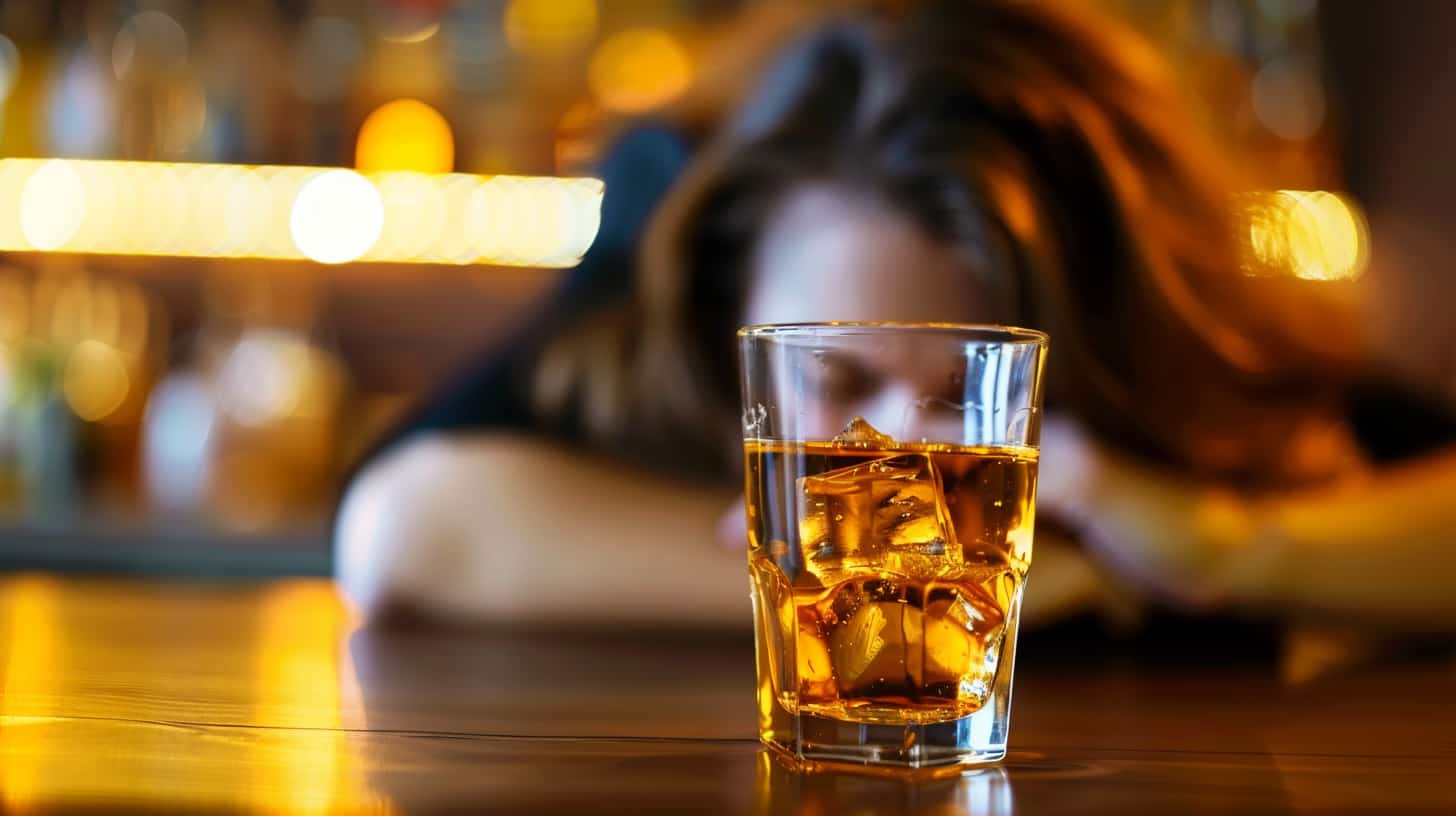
[739,323,1048,772]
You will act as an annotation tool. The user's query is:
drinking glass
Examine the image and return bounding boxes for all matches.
[739,322,1047,771]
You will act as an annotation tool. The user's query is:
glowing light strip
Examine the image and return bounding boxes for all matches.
[0,159,604,267]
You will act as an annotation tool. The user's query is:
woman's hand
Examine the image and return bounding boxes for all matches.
[1036,417,1258,611]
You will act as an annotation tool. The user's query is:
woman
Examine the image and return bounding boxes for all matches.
[337,0,1456,633]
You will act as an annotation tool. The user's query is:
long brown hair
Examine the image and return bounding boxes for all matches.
[535,0,1360,484]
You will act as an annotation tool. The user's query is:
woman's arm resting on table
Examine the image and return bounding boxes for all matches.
[1232,447,1456,629]
[1039,418,1456,631]
[335,434,747,627]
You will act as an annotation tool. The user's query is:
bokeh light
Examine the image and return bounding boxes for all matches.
[1251,56,1325,142]
[504,0,597,57]
[217,332,309,427]
[355,99,454,174]
[467,176,519,264]
[67,160,119,252]
[48,52,114,157]
[0,158,602,267]
[262,166,315,258]
[374,0,444,45]
[20,160,85,250]
[142,373,216,512]
[1241,190,1369,281]
[421,174,479,264]
[220,167,272,257]
[111,10,188,80]
[139,164,188,255]
[382,21,440,44]
[62,339,131,423]
[369,172,447,260]
[588,29,693,114]
[289,169,384,264]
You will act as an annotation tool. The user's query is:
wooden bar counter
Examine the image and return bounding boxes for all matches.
[0,576,1450,813]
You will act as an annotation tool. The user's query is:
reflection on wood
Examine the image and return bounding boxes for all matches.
[1,576,57,811]
[0,576,1451,814]
[253,582,379,814]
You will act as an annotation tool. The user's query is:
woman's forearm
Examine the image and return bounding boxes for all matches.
[336,434,748,628]
[1228,448,1456,630]
[1022,531,1132,628]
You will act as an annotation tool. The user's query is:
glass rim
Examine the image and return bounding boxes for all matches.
[738,321,1049,345]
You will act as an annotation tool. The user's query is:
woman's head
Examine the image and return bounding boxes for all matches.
[625,0,1357,482]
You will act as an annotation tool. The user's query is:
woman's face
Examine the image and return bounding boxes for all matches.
[744,185,992,327]
[743,185,997,441]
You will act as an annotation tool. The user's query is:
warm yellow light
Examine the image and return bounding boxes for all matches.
[289,170,384,264]
[94,164,134,254]
[265,166,318,257]
[369,171,446,260]
[466,175,604,267]
[20,160,85,250]
[140,164,188,254]
[504,0,597,56]
[561,178,605,265]
[68,161,119,251]
[1241,190,1369,281]
[355,99,454,174]
[467,176,512,264]
[220,167,271,256]
[383,20,440,44]
[1295,191,1365,280]
[0,159,602,267]
[254,582,375,812]
[192,163,239,254]
[588,29,693,113]
[420,173,478,264]
[62,339,131,423]
[1,577,59,811]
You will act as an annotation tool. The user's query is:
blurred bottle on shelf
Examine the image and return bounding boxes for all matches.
[0,260,352,534]
[0,263,163,522]
[0,270,25,505]
[142,269,349,532]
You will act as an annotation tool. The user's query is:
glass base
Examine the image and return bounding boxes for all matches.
[760,690,1009,776]
[755,750,1015,811]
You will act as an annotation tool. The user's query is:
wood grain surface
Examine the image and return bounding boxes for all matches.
[0,575,1450,814]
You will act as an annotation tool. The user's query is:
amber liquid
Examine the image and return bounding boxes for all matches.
[746,439,1036,726]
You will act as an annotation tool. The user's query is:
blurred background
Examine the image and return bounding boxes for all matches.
[0,0,1446,576]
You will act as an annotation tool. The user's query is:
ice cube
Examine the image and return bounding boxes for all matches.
[749,555,796,704]
[824,589,951,693]
[797,453,962,582]
[795,606,836,702]
[921,575,1011,706]
[832,416,896,448]
[829,600,898,688]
